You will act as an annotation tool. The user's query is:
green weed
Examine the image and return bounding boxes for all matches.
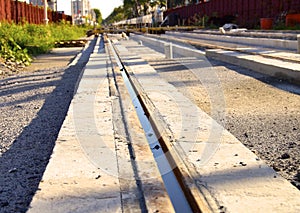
[0,22,90,67]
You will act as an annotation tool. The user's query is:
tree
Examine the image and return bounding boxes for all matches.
[150,0,167,7]
[124,0,151,18]
[104,0,168,24]
[93,8,103,25]
[124,0,138,18]
[103,6,126,25]
[168,0,185,8]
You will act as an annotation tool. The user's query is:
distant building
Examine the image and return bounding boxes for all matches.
[29,0,42,6]
[29,0,57,11]
[71,0,95,25]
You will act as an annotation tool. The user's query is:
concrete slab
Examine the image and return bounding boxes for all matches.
[108,52,175,212]
[146,32,300,64]
[28,38,122,212]
[206,49,300,84]
[28,36,177,213]
[131,34,300,84]
[115,38,300,212]
[166,31,297,51]
[27,34,300,212]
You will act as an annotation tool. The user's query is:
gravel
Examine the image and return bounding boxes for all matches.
[148,57,300,190]
[0,38,96,213]
[120,37,300,190]
[0,58,25,78]
[0,35,299,212]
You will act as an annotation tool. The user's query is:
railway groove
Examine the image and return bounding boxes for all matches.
[106,38,147,212]
[113,34,300,212]
[107,36,203,213]
[129,32,300,186]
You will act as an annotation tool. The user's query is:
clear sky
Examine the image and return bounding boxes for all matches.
[57,0,123,19]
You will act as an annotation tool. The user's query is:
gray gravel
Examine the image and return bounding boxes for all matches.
[1,35,298,212]
[0,38,96,213]
[120,37,300,190]
[149,58,300,190]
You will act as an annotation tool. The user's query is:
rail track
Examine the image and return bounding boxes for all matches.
[19,33,300,213]
[125,32,300,187]
[105,28,300,209]
[104,33,300,212]
[106,36,204,212]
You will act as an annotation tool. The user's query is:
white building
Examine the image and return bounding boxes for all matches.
[71,0,94,25]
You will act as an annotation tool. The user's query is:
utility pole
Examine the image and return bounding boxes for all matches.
[44,0,48,24]
[77,0,79,24]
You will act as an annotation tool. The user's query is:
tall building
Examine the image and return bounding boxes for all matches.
[71,0,94,25]
[29,0,57,11]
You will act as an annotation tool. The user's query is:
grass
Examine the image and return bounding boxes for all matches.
[0,22,91,66]
[273,22,300,30]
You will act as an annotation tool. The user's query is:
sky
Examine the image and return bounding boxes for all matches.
[57,0,123,19]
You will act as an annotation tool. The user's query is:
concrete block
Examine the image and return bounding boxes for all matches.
[206,49,300,84]
[164,42,173,59]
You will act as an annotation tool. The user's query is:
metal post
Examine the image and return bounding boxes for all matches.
[71,0,75,25]
[164,42,173,59]
[77,0,79,24]
[44,0,48,24]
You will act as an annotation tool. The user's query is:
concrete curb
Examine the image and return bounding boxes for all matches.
[132,34,205,57]
[27,36,123,213]
[166,31,297,51]
[206,49,300,84]
[132,34,300,85]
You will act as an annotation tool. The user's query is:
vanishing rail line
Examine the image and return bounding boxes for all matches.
[106,37,202,213]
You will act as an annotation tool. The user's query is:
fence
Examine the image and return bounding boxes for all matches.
[165,0,300,28]
[0,0,72,24]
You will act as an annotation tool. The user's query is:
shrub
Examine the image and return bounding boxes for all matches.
[0,22,90,67]
[0,37,32,66]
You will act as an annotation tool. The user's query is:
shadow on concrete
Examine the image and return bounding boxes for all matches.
[197,164,276,185]
[0,38,96,213]
[27,186,123,212]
